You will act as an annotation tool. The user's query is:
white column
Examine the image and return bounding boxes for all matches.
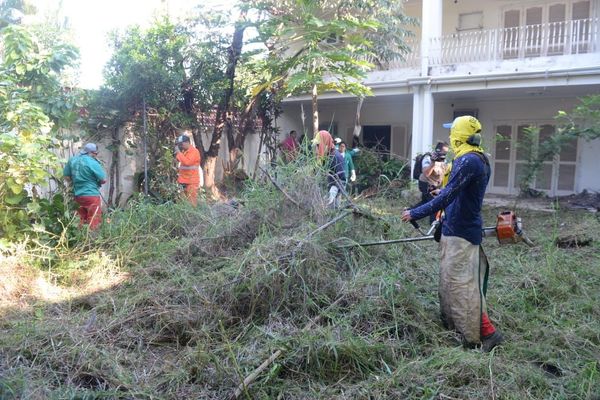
[410,84,435,177]
[421,0,443,75]
[421,86,435,152]
[411,86,423,178]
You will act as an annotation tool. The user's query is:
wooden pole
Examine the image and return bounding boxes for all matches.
[143,98,148,196]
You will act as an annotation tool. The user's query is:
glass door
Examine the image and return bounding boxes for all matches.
[491,124,513,193]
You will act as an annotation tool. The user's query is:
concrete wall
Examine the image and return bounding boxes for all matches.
[53,126,144,206]
[197,127,263,182]
[50,124,266,206]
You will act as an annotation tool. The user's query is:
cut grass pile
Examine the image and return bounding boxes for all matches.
[1,161,599,399]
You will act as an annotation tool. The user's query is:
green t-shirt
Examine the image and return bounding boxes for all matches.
[63,154,106,196]
[342,151,355,180]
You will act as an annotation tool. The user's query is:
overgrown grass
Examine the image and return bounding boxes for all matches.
[1,165,599,399]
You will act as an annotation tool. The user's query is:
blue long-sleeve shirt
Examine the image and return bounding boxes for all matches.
[328,150,346,188]
[409,152,490,245]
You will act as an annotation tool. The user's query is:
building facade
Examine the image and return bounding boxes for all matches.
[278,0,600,195]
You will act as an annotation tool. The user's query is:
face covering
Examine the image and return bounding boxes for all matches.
[442,116,485,187]
[312,130,334,158]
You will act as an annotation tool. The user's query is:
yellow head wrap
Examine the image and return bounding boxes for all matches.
[442,116,484,186]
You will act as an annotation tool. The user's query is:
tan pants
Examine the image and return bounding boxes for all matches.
[439,235,489,344]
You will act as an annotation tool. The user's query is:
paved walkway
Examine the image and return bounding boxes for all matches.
[484,193,599,213]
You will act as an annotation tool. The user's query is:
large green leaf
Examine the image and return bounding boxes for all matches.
[7,180,23,195]
[5,193,24,205]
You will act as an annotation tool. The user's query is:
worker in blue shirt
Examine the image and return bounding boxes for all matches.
[401,116,504,352]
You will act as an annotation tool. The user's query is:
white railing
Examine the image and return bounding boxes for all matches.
[429,18,599,66]
[386,38,420,69]
[370,38,420,70]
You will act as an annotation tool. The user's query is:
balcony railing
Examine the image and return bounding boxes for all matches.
[386,39,420,69]
[428,18,599,66]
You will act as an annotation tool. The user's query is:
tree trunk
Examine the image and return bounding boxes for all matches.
[108,126,120,206]
[192,127,205,163]
[353,97,364,148]
[203,155,222,200]
[312,83,319,135]
[204,16,246,199]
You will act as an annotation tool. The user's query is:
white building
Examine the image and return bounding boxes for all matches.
[278,0,600,196]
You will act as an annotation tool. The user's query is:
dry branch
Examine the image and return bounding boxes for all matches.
[259,166,302,208]
[230,295,346,399]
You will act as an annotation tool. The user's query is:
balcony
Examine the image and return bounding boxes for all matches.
[383,18,599,73]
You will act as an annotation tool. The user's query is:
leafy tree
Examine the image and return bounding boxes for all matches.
[0,25,80,240]
[244,0,415,135]
[100,15,252,198]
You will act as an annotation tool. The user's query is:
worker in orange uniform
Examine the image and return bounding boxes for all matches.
[175,135,201,206]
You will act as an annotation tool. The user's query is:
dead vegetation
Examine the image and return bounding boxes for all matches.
[1,159,599,399]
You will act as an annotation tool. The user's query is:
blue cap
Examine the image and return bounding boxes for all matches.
[80,143,98,154]
[442,122,453,129]
[176,135,190,143]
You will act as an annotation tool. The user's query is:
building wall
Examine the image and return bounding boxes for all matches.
[408,0,598,40]
[56,126,144,206]
[280,96,413,157]
[435,94,600,193]
[280,92,600,194]
[49,125,267,207]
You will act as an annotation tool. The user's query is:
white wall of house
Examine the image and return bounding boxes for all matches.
[432,95,578,144]
[280,91,600,195]
[276,0,600,196]
[434,94,600,194]
[280,95,414,157]
[405,0,598,43]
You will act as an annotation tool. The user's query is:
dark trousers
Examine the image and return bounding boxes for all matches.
[416,181,436,224]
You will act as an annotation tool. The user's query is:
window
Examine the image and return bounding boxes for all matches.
[502,1,591,57]
[492,121,578,194]
[362,126,391,156]
[548,4,567,55]
[318,121,337,136]
[458,12,483,31]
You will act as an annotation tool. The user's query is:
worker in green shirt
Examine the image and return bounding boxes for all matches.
[338,141,357,187]
[63,143,106,230]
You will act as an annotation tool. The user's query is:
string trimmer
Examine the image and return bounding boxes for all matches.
[339,211,534,248]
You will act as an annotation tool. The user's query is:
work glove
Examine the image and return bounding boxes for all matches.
[350,170,356,182]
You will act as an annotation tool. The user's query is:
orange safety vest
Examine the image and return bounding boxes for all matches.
[176,146,201,185]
